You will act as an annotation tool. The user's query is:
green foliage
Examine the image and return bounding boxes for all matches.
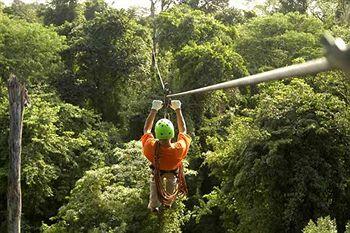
[0,78,8,229]
[83,0,108,20]
[175,42,248,90]
[214,7,247,25]
[58,9,151,123]
[204,79,350,233]
[43,0,78,26]
[311,70,350,104]
[192,113,260,233]
[279,0,309,14]
[156,5,236,51]
[0,90,122,231]
[43,166,147,232]
[186,0,229,13]
[1,1,350,232]
[303,216,337,233]
[3,0,44,23]
[191,187,237,232]
[331,24,350,43]
[155,5,247,141]
[309,0,339,27]
[0,14,65,83]
[173,41,248,138]
[42,141,187,233]
[334,0,350,25]
[236,12,324,73]
[249,81,347,232]
[0,1,4,12]
[158,201,189,233]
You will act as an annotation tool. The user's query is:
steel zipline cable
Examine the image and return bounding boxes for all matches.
[168,58,330,97]
[167,34,350,98]
[152,49,166,91]
[152,48,172,118]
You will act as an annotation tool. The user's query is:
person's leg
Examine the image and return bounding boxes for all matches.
[148,174,161,211]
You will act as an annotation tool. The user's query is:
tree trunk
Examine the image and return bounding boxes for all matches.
[7,74,26,233]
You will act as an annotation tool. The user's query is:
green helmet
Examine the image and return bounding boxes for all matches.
[155,118,175,140]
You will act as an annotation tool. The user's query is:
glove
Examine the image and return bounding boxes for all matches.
[170,100,181,110]
[151,100,163,111]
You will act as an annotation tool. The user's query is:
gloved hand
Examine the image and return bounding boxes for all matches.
[151,100,163,111]
[170,100,181,110]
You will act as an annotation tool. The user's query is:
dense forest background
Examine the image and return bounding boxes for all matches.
[0,0,349,232]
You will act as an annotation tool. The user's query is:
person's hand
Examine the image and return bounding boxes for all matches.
[170,100,181,110]
[151,100,163,111]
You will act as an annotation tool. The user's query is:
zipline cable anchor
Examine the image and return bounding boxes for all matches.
[321,33,350,74]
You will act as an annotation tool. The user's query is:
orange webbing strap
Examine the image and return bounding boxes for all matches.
[154,140,188,207]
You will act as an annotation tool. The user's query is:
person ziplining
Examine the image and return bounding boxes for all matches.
[141,99,191,213]
[143,30,349,213]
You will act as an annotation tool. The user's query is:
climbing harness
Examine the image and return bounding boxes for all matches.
[167,34,350,98]
[153,140,188,207]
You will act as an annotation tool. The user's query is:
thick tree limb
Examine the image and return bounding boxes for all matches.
[7,74,27,233]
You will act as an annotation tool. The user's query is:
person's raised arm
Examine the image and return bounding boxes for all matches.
[170,100,187,134]
[144,100,163,134]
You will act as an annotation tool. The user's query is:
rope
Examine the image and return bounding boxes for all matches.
[154,140,188,207]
